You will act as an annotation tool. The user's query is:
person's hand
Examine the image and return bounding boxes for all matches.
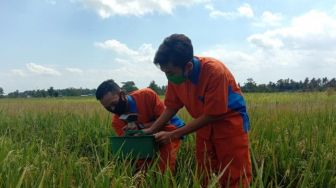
[142,127,154,135]
[154,131,175,144]
[122,122,138,131]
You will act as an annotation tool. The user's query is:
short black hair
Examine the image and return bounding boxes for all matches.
[95,79,120,100]
[154,34,193,68]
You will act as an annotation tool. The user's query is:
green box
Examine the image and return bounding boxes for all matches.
[110,135,158,159]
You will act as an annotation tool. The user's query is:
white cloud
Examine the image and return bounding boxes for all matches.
[251,11,283,28]
[2,32,335,93]
[248,10,336,51]
[11,69,26,77]
[205,4,234,18]
[0,41,162,93]
[65,68,83,74]
[260,11,283,26]
[248,34,284,49]
[94,39,165,87]
[95,40,138,56]
[74,0,209,18]
[262,11,282,23]
[206,3,254,19]
[95,39,155,62]
[200,10,336,84]
[200,44,336,85]
[238,4,254,18]
[26,63,61,76]
[200,46,262,76]
[200,47,263,84]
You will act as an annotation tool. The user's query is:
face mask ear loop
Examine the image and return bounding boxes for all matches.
[121,92,129,112]
[119,91,127,103]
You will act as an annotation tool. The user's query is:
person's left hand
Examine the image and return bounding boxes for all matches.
[154,131,174,144]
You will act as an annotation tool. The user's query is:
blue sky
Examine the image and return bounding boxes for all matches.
[1,0,336,93]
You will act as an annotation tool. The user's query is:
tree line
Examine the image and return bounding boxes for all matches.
[0,77,335,98]
[0,81,167,98]
[240,77,336,92]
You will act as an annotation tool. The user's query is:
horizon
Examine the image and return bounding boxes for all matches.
[2,76,335,95]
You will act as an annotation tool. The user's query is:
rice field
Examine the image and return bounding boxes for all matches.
[0,92,335,187]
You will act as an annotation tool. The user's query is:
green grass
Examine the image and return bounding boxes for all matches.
[0,92,335,187]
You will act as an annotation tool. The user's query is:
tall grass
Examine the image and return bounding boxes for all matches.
[0,92,335,187]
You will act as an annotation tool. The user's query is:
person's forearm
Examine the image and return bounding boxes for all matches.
[149,108,178,133]
[171,114,221,139]
[142,122,153,129]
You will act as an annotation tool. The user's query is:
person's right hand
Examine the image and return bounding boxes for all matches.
[154,131,174,144]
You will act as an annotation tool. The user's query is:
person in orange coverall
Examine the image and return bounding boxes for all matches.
[143,34,252,187]
[95,79,184,172]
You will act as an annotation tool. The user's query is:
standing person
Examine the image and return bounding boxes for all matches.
[143,34,252,187]
[95,79,184,172]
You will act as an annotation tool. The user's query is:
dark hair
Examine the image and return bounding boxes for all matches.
[95,79,120,100]
[154,34,193,68]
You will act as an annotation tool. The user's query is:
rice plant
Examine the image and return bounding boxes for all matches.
[0,92,335,187]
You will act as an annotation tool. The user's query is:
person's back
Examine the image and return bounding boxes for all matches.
[165,56,249,133]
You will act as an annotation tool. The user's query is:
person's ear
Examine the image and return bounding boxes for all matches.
[119,91,127,100]
[185,61,193,73]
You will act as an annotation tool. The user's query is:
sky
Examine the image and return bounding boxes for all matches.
[0,0,336,94]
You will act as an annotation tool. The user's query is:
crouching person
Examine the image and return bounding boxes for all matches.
[95,79,184,172]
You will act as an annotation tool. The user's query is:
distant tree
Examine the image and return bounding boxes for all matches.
[257,84,269,92]
[290,79,300,91]
[121,81,138,93]
[310,78,318,90]
[267,82,277,92]
[276,79,285,91]
[53,90,59,97]
[35,89,48,97]
[5,87,93,98]
[327,78,336,88]
[322,77,329,86]
[61,88,81,96]
[242,78,257,92]
[47,87,55,97]
[148,80,162,95]
[8,90,19,98]
[303,77,310,90]
[161,85,167,94]
[4,77,334,97]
